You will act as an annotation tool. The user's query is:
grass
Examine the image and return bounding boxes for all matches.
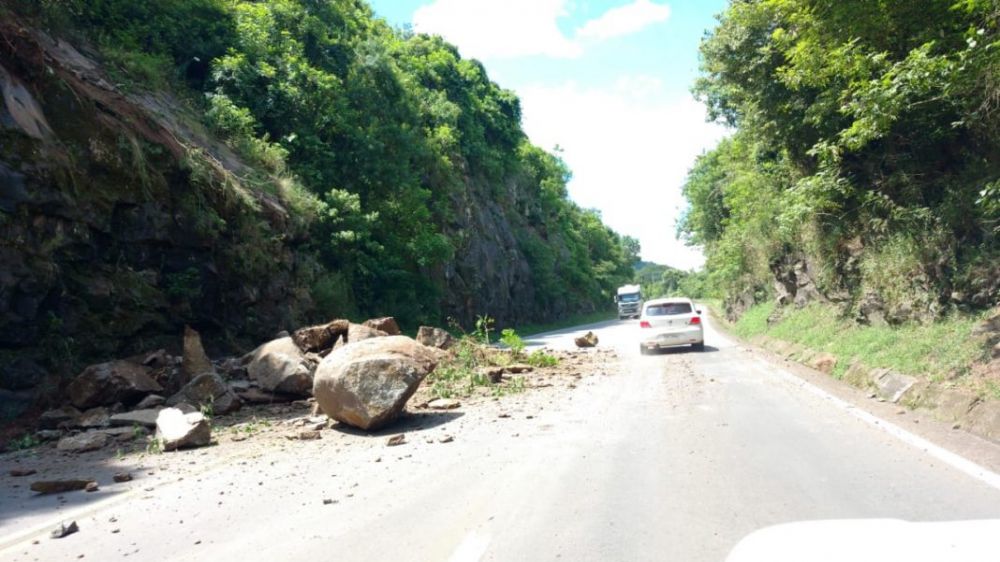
[729,301,990,381]
[515,310,617,337]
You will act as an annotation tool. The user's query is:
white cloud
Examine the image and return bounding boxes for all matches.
[412,0,582,60]
[519,78,727,270]
[576,0,671,41]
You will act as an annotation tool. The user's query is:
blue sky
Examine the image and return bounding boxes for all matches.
[369,0,729,270]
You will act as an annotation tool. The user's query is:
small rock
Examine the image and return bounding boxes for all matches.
[503,364,533,374]
[135,394,165,410]
[155,408,211,451]
[952,423,962,430]
[10,468,37,477]
[35,429,64,441]
[438,435,454,444]
[896,409,906,415]
[386,434,406,447]
[416,326,455,350]
[294,430,321,441]
[31,480,94,494]
[84,482,99,493]
[112,473,132,483]
[574,331,599,348]
[141,349,171,369]
[427,398,461,410]
[50,521,79,539]
[363,317,401,336]
[323,498,334,505]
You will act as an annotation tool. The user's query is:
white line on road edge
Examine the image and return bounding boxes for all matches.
[764,358,1000,492]
[447,530,492,562]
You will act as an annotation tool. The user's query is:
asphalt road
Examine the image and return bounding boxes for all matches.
[4,315,1000,561]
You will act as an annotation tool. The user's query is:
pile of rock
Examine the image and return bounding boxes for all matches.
[31,318,457,451]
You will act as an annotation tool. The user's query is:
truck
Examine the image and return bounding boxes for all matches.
[615,284,643,320]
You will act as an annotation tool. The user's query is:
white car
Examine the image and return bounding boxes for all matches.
[638,297,704,354]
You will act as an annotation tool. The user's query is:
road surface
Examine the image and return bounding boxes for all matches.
[3,314,1000,561]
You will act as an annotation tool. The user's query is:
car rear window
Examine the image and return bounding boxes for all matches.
[645,302,692,316]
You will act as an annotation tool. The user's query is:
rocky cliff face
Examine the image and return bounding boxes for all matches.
[0,23,314,409]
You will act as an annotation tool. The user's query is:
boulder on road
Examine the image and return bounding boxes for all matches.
[167,373,242,415]
[574,332,599,348]
[363,317,401,336]
[66,360,162,410]
[57,431,109,453]
[416,326,455,350]
[247,337,315,396]
[293,319,349,353]
[155,408,211,451]
[313,336,441,431]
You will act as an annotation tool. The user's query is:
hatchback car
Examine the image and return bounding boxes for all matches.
[638,297,704,354]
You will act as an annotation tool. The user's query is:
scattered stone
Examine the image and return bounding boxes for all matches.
[31,480,94,494]
[167,373,242,415]
[75,407,111,429]
[155,408,211,451]
[810,353,838,375]
[504,364,534,374]
[438,435,454,444]
[313,336,441,431]
[427,398,461,410]
[386,434,406,446]
[39,406,82,430]
[66,360,162,410]
[112,473,132,483]
[109,409,161,429]
[363,317,401,336]
[135,394,165,410]
[952,423,962,430]
[869,368,918,404]
[416,326,455,350]
[323,498,334,505]
[181,326,215,383]
[57,431,110,453]
[290,430,321,441]
[293,319,350,353]
[479,366,504,383]
[50,521,79,539]
[574,332,599,348]
[10,468,37,477]
[247,337,315,396]
[84,481,99,493]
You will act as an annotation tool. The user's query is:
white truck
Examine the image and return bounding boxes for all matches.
[615,284,643,320]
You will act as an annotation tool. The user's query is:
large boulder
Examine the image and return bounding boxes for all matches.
[166,373,242,415]
[363,317,401,336]
[293,319,349,353]
[416,326,455,350]
[349,323,388,342]
[247,337,315,396]
[66,360,162,410]
[181,326,215,383]
[155,408,211,451]
[313,336,441,431]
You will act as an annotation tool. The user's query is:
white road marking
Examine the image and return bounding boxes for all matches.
[447,530,492,562]
[762,357,1000,492]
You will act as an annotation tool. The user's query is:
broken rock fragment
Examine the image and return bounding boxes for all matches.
[155,408,211,451]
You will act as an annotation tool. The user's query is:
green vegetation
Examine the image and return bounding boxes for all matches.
[635,262,713,299]
[10,0,638,330]
[681,0,1000,322]
[730,302,988,381]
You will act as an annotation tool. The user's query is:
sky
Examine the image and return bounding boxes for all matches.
[369,0,729,270]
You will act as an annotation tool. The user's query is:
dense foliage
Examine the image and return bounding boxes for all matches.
[634,262,710,299]
[14,0,638,327]
[682,0,1000,322]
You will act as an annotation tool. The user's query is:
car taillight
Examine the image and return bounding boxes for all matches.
[640,321,651,328]
[689,316,701,325]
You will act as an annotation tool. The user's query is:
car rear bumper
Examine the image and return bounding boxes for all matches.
[640,327,703,348]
